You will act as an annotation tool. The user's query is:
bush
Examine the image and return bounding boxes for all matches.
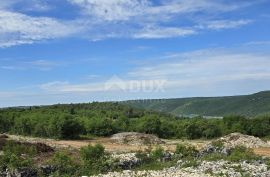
[80,144,109,175]
[80,144,106,162]
[202,124,222,139]
[0,141,36,170]
[227,146,259,162]
[86,118,115,136]
[266,158,270,170]
[49,151,78,176]
[186,124,203,139]
[211,140,224,149]
[59,115,84,139]
[135,150,152,164]
[150,146,164,161]
[202,153,226,161]
[175,144,198,158]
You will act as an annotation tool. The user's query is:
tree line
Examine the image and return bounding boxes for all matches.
[0,102,269,139]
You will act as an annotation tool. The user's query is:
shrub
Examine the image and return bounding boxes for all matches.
[80,144,106,162]
[227,146,259,162]
[175,144,198,158]
[211,140,224,149]
[80,144,109,175]
[0,141,36,170]
[150,146,164,161]
[135,150,152,164]
[186,124,203,139]
[49,151,78,176]
[202,153,226,161]
[59,116,83,139]
[202,124,222,139]
[266,158,270,170]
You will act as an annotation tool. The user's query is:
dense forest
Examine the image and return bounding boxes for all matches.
[0,102,269,140]
[125,91,270,117]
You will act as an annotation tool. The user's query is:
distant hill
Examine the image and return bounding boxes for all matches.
[124,91,270,117]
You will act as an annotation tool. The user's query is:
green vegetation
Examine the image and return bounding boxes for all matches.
[0,141,37,171]
[125,91,270,117]
[201,146,260,162]
[50,151,79,176]
[80,144,113,175]
[175,144,198,158]
[0,102,269,140]
[0,141,267,176]
[150,146,165,161]
[227,146,259,162]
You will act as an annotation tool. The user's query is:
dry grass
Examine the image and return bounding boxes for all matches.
[253,147,270,157]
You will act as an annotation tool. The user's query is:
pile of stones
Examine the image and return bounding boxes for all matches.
[110,132,164,145]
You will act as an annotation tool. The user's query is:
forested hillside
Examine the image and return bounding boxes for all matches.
[124,91,270,117]
[0,102,269,140]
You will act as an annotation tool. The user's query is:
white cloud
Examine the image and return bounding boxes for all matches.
[200,19,252,30]
[69,0,150,21]
[129,49,270,89]
[0,10,80,47]
[69,0,248,22]
[244,40,270,46]
[0,0,52,12]
[0,0,261,46]
[0,59,62,71]
[68,0,256,40]
[134,26,196,39]
[38,48,270,94]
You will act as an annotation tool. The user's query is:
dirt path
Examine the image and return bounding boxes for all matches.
[253,147,270,157]
[7,134,209,153]
[7,134,270,156]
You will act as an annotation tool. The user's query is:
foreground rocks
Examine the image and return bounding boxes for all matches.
[93,167,211,177]
[110,132,164,145]
[111,153,141,169]
[93,160,270,177]
[182,160,270,177]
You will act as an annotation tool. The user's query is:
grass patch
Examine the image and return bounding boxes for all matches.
[211,140,224,149]
[134,160,176,171]
[202,153,226,161]
[181,159,200,168]
[175,144,198,158]
[227,146,260,162]
[0,140,37,170]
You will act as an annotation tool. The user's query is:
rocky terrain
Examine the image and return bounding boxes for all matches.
[94,133,270,177]
[94,160,270,177]
[216,133,269,149]
[110,132,164,145]
[1,133,270,177]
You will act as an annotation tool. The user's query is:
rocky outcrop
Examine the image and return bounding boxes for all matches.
[200,133,269,156]
[110,132,164,145]
[0,134,8,139]
[111,153,140,170]
[216,133,268,149]
[199,144,231,157]
[0,168,37,177]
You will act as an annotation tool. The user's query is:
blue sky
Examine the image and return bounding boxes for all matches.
[0,0,270,107]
